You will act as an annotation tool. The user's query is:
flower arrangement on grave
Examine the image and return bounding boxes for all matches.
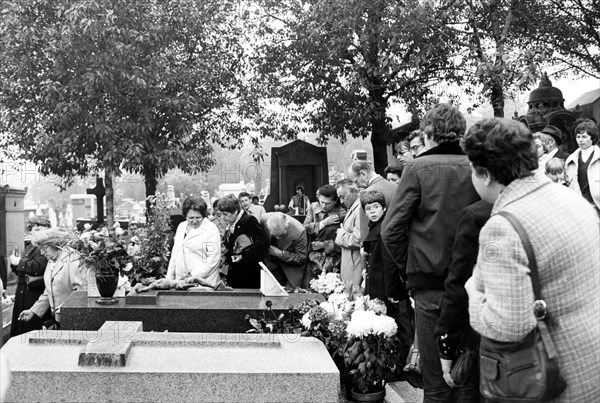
[69,222,137,303]
[344,307,404,395]
[70,222,136,278]
[129,193,173,283]
[245,300,303,334]
[309,272,346,298]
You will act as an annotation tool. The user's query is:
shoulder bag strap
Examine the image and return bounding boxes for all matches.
[496,211,541,300]
[496,210,559,359]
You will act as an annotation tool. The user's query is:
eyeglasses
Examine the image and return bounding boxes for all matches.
[186,216,203,221]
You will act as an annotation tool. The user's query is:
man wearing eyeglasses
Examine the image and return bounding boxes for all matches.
[408,129,426,158]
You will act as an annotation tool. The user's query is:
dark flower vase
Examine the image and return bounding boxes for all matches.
[350,388,386,403]
[95,270,119,305]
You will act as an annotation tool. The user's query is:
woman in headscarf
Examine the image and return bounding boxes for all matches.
[9,216,52,337]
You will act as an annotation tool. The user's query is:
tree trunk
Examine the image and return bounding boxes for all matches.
[491,81,505,118]
[370,97,389,176]
[104,170,114,227]
[143,164,158,216]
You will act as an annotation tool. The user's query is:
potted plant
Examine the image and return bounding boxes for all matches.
[344,309,402,402]
[70,223,136,305]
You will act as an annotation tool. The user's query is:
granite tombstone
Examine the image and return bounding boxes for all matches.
[2,321,339,402]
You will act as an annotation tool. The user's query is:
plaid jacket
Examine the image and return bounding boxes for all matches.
[466,171,600,401]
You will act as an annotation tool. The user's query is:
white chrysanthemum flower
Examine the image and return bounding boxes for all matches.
[346,310,376,338]
[113,222,121,229]
[123,262,133,272]
[83,223,92,231]
[114,227,124,236]
[372,314,398,338]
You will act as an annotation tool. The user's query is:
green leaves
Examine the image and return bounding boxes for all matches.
[1,0,253,195]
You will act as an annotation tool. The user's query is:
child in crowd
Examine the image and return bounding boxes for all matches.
[360,190,403,302]
[545,157,568,185]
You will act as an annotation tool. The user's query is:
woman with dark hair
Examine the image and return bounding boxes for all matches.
[381,103,479,401]
[217,194,269,288]
[9,215,52,337]
[166,196,222,288]
[288,186,310,215]
[384,163,404,184]
[462,118,600,402]
[565,120,600,213]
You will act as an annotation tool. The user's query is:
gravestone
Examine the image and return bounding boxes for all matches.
[2,321,339,402]
[60,289,323,333]
[263,140,328,213]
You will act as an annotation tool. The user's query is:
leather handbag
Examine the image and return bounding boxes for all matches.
[479,211,566,402]
[403,331,424,389]
[450,347,478,387]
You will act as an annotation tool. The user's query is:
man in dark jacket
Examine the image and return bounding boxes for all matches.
[381,103,480,401]
[435,200,492,399]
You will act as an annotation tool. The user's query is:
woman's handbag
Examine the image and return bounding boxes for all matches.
[403,332,424,389]
[450,347,478,387]
[479,211,566,402]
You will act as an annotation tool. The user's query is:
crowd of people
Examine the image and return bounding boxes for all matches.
[3,102,599,402]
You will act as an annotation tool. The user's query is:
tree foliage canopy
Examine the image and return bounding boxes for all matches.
[0,0,253,195]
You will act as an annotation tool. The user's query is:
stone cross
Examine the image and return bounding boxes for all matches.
[86,177,105,225]
[78,321,142,367]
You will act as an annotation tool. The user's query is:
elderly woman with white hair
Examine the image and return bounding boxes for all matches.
[263,212,309,289]
[18,229,87,329]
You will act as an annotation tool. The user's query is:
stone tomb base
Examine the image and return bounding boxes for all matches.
[60,289,324,333]
[3,321,339,402]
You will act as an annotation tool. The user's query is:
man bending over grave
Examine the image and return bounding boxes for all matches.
[262,212,309,289]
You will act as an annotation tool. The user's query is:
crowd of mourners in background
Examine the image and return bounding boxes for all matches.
[4,102,599,402]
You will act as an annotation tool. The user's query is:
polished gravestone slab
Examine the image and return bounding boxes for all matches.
[3,321,339,402]
[60,289,323,333]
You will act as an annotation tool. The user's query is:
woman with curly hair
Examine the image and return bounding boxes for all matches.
[9,216,52,337]
[18,229,87,329]
[463,118,600,402]
[382,103,480,401]
[166,196,222,288]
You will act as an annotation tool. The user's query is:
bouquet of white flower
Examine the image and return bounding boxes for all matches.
[309,272,345,296]
[344,308,403,395]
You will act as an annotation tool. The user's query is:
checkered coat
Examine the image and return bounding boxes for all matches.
[465,171,600,402]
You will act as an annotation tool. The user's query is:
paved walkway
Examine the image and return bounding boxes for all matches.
[385,381,423,403]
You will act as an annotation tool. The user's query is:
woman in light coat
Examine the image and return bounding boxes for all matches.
[462,118,600,402]
[565,120,600,213]
[19,229,87,327]
[167,196,221,288]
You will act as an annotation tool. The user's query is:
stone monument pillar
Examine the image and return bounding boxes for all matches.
[516,73,581,153]
[0,185,27,288]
